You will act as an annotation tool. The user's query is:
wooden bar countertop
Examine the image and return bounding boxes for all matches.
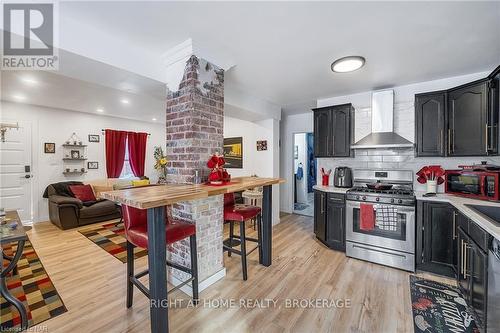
[100,177,285,209]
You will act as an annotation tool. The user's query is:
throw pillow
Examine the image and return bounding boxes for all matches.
[69,184,97,202]
[132,179,150,187]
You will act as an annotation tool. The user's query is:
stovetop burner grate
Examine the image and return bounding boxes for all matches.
[348,186,414,196]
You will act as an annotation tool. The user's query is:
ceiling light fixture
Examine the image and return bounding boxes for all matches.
[121,99,130,104]
[96,108,104,113]
[152,118,157,121]
[331,56,366,73]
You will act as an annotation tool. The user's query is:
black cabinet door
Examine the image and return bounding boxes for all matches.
[313,109,332,157]
[326,194,345,252]
[415,92,446,156]
[470,241,488,329]
[314,190,327,242]
[448,81,488,156]
[422,202,456,277]
[457,227,472,304]
[331,106,352,157]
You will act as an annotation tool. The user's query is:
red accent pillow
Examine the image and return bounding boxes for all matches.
[69,184,96,202]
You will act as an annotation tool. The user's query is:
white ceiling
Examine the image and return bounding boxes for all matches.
[61,1,500,110]
[0,51,166,123]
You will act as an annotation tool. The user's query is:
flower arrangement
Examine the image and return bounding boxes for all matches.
[207,152,230,185]
[416,165,445,193]
[153,146,168,183]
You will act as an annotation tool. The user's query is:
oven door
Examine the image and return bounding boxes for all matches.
[345,200,415,254]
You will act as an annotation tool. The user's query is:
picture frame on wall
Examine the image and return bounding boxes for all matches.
[70,150,80,159]
[223,137,243,168]
[87,161,99,169]
[88,134,100,143]
[44,142,55,154]
[257,140,267,151]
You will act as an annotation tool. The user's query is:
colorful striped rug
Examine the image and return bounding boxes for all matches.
[78,220,147,263]
[1,240,67,330]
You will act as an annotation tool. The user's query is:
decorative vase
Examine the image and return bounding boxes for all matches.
[426,180,437,194]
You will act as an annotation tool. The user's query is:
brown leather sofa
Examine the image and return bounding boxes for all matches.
[45,182,122,230]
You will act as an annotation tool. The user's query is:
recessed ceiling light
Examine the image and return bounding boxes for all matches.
[12,94,26,101]
[21,77,38,85]
[331,56,366,73]
[152,118,157,121]
[96,108,104,113]
[121,99,130,104]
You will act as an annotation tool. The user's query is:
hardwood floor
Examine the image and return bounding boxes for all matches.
[24,214,453,333]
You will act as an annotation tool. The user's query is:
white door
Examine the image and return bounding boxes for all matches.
[0,120,33,223]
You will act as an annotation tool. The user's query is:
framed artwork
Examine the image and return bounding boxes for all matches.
[257,140,267,151]
[44,142,55,153]
[70,150,80,159]
[87,161,99,169]
[223,137,243,168]
[88,134,100,143]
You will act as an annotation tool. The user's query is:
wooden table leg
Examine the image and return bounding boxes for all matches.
[147,207,169,333]
[260,185,272,266]
[1,240,28,331]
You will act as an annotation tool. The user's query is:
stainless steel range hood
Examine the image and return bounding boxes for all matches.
[351,89,414,149]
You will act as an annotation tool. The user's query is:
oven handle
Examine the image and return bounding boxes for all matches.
[346,200,415,213]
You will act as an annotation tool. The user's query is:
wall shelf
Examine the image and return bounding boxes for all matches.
[63,171,87,175]
[63,158,88,161]
[62,144,87,148]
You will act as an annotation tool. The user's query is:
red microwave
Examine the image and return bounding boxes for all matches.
[444,170,500,201]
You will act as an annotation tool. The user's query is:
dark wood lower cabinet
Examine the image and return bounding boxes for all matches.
[326,193,345,252]
[313,190,345,252]
[417,202,456,277]
[457,227,489,331]
[418,201,491,331]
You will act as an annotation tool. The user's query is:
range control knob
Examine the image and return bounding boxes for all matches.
[375,197,380,202]
[356,195,360,200]
[391,198,395,203]
[362,196,366,201]
[398,199,403,204]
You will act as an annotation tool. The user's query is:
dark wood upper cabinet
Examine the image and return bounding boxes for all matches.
[415,72,499,157]
[313,109,332,157]
[448,80,488,156]
[415,91,446,156]
[312,104,354,158]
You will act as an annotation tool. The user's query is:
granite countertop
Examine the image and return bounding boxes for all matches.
[416,191,500,240]
[313,185,351,194]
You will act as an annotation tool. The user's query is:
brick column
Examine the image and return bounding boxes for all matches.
[165,55,225,290]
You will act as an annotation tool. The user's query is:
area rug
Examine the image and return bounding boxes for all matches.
[294,203,309,211]
[78,220,147,263]
[1,240,67,331]
[409,275,479,333]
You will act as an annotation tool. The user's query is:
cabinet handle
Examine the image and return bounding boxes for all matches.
[448,129,452,154]
[440,129,443,155]
[460,239,465,276]
[452,212,456,239]
[321,194,325,214]
[464,244,470,279]
[486,124,489,152]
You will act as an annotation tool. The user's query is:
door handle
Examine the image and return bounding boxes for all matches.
[448,129,452,154]
[21,175,32,179]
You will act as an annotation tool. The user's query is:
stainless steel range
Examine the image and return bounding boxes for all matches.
[345,169,416,272]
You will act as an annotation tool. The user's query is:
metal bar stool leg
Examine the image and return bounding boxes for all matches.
[228,221,234,257]
[189,235,199,302]
[126,240,135,308]
[240,221,248,281]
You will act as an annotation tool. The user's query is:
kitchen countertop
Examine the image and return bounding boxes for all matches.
[313,185,351,194]
[416,191,500,240]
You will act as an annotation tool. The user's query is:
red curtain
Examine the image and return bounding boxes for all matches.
[105,129,127,178]
[127,132,148,177]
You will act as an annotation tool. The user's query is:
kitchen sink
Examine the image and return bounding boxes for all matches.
[465,204,500,227]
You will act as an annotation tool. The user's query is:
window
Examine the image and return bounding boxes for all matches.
[119,142,134,179]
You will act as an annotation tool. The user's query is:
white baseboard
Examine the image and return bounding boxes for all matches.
[169,267,226,297]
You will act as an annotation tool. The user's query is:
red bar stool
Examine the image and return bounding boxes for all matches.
[122,205,199,307]
[223,193,262,280]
